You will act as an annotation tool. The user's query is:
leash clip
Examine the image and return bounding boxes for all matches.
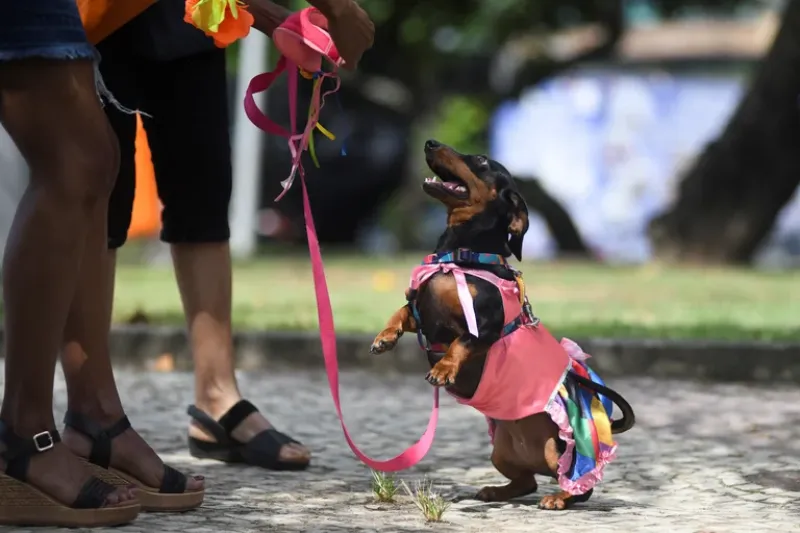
[523,301,540,327]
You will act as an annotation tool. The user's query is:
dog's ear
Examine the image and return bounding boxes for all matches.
[500,188,529,261]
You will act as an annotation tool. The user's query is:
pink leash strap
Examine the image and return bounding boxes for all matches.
[301,178,440,471]
[243,13,439,471]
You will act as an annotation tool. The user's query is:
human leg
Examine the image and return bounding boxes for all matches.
[0,2,138,525]
[142,48,309,468]
[59,35,204,512]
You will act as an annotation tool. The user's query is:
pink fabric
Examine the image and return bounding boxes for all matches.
[245,9,439,473]
[484,339,615,495]
[409,264,521,330]
[457,325,570,420]
[409,263,570,420]
[273,7,342,72]
[545,342,618,495]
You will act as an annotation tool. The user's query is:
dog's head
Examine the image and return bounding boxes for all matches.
[423,140,529,260]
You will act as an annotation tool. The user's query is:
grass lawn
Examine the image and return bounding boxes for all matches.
[113,253,800,341]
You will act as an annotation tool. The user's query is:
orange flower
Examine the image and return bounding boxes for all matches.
[184,0,253,48]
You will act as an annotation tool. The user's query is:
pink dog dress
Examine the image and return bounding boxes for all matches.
[408,250,618,495]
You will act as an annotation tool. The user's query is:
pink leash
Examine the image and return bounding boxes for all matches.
[243,8,439,472]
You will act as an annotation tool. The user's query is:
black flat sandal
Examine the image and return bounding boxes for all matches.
[63,412,205,512]
[0,421,140,527]
[187,400,310,471]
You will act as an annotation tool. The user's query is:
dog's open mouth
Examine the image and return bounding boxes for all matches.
[422,172,469,199]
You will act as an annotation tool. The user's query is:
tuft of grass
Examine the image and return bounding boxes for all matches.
[370,470,399,503]
[401,478,451,523]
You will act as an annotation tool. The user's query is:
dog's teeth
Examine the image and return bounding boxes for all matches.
[455,185,467,192]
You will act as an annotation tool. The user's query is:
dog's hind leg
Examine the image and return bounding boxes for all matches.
[538,435,594,510]
[370,304,417,354]
[476,427,538,502]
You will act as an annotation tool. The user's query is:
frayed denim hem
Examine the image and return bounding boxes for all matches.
[0,44,96,62]
[0,44,141,117]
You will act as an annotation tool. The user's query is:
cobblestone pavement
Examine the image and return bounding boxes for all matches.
[2,368,800,533]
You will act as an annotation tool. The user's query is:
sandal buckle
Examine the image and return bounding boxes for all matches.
[33,431,54,452]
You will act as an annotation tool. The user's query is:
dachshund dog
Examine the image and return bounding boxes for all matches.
[371,140,635,510]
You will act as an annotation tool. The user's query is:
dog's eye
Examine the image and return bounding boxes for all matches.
[476,155,489,168]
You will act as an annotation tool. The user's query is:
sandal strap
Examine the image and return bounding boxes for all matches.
[187,399,260,445]
[187,406,231,445]
[218,400,259,435]
[63,412,131,469]
[0,420,60,482]
[72,476,117,509]
[247,428,295,456]
[160,464,187,494]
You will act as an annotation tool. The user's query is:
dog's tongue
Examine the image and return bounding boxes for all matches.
[443,182,467,193]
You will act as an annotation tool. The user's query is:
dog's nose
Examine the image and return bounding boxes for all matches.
[425,139,441,150]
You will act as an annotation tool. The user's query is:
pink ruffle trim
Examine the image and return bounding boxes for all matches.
[544,395,617,496]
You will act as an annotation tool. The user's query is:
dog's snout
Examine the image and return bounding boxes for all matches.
[425,139,441,151]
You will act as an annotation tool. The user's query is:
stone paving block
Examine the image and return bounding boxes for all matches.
[0,369,798,532]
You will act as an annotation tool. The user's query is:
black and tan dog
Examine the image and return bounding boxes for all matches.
[371,140,635,510]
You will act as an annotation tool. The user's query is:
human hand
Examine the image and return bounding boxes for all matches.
[247,0,292,38]
[324,0,374,71]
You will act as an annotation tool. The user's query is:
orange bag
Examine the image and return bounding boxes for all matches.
[76,0,157,44]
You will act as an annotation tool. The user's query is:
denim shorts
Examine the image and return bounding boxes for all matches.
[0,0,96,61]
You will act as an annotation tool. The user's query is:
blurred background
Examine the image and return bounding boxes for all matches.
[1,0,798,341]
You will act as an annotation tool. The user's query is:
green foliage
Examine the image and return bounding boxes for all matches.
[428,96,490,155]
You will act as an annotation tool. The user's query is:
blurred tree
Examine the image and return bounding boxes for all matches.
[343,0,626,254]
[273,0,779,254]
[342,0,768,256]
[649,0,800,264]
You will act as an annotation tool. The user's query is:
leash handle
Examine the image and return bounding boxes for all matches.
[244,56,291,138]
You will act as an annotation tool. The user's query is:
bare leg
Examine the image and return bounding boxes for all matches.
[176,242,309,465]
[60,237,204,492]
[0,58,135,506]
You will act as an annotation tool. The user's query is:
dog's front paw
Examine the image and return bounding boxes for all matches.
[426,360,459,386]
[370,328,402,354]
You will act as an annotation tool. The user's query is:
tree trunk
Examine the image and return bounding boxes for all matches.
[648,0,800,264]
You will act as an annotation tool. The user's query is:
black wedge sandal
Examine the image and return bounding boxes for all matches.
[188,400,310,471]
[63,412,205,512]
[0,421,140,527]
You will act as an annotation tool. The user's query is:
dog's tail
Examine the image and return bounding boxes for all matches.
[570,373,636,434]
